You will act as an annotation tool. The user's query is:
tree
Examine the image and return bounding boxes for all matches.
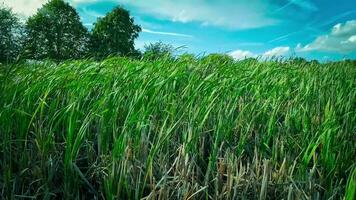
[0,6,24,63]
[143,41,175,60]
[24,0,89,60]
[90,6,141,58]
[201,53,235,65]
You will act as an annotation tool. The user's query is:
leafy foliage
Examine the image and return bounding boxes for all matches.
[201,53,235,65]
[90,6,141,58]
[24,0,89,60]
[1,58,355,199]
[0,6,24,63]
[143,41,175,60]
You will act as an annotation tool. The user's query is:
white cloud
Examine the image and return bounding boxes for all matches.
[347,35,356,43]
[71,0,279,29]
[331,20,356,36]
[1,0,100,18]
[297,20,356,52]
[1,0,47,17]
[229,50,255,60]
[142,28,193,38]
[263,46,290,57]
[229,46,293,60]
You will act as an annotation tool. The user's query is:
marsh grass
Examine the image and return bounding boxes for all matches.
[0,57,355,199]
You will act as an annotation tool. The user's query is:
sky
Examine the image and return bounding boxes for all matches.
[2,0,356,61]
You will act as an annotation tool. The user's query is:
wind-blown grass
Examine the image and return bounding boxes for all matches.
[0,57,355,199]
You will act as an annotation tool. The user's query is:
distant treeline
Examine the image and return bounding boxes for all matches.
[0,0,143,63]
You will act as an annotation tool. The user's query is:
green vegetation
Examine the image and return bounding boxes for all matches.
[0,0,141,63]
[1,57,355,199]
[90,6,141,58]
[143,41,175,60]
[0,6,24,63]
[24,0,89,60]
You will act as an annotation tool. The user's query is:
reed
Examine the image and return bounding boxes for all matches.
[0,57,355,199]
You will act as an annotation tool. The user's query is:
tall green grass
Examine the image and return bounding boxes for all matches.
[0,57,355,199]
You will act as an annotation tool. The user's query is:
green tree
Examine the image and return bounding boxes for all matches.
[0,6,24,63]
[24,0,89,60]
[143,41,175,60]
[201,53,235,65]
[90,6,141,58]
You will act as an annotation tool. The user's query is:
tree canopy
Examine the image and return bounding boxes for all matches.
[0,6,24,63]
[143,41,175,60]
[24,0,89,60]
[90,6,141,58]
[1,2,142,62]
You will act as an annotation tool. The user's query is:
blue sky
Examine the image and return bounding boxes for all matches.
[3,0,356,60]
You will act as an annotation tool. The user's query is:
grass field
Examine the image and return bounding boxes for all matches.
[0,56,355,199]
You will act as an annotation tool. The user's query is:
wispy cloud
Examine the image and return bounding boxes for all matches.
[267,21,323,44]
[71,0,279,29]
[317,10,356,27]
[142,28,193,38]
[268,31,300,43]
[274,0,318,12]
[83,23,93,27]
